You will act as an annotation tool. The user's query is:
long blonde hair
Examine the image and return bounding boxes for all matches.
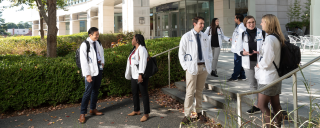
[262,14,285,46]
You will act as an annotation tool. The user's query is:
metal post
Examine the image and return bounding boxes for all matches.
[168,51,171,88]
[293,73,298,127]
[237,94,242,128]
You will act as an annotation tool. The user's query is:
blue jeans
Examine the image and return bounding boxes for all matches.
[80,70,102,114]
[231,53,246,80]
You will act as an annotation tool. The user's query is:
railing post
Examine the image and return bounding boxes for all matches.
[293,73,298,127]
[168,51,171,88]
[237,93,242,128]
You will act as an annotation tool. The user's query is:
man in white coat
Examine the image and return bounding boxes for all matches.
[79,27,105,123]
[178,16,213,124]
[228,14,247,81]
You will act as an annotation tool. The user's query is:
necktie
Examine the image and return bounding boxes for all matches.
[196,33,203,60]
[93,41,99,66]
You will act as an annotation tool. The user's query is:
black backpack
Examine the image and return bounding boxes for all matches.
[269,34,301,78]
[135,49,158,78]
[75,40,102,69]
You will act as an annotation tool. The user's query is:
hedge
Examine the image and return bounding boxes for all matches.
[0,37,184,112]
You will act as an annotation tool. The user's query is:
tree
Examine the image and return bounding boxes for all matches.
[23,22,31,29]
[6,22,17,29]
[4,0,68,57]
[0,11,8,35]
[292,0,302,21]
[17,23,24,28]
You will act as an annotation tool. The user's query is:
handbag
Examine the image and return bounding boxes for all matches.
[136,49,158,78]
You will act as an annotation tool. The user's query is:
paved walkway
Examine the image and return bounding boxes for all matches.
[0,98,184,128]
[213,50,320,109]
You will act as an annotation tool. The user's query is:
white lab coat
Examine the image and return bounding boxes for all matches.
[231,23,246,53]
[256,35,281,84]
[80,39,105,77]
[204,26,230,47]
[179,29,213,75]
[236,28,265,69]
[125,45,148,80]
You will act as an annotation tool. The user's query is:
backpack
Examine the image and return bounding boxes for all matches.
[135,48,158,78]
[75,40,102,69]
[269,34,301,78]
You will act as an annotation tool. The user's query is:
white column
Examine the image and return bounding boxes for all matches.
[70,14,74,35]
[214,0,235,37]
[248,0,256,18]
[98,3,114,34]
[311,0,320,36]
[87,9,91,31]
[70,14,80,35]
[122,0,150,39]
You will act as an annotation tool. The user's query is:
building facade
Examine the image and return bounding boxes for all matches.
[7,28,31,36]
[30,0,318,38]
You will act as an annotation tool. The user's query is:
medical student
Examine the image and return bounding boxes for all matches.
[228,14,247,81]
[235,15,266,114]
[125,34,150,122]
[204,18,231,77]
[178,16,213,124]
[256,14,284,128]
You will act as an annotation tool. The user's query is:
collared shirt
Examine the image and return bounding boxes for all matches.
[87,37,101,62]
[191,29,204,63]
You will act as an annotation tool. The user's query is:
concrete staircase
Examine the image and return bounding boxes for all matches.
[162,76,315,127]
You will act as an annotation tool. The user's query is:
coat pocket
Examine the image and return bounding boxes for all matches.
[254,66,260,80]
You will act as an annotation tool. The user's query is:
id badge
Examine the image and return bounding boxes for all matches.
[100,65,103,70]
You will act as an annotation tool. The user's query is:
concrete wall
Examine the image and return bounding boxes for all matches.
[122,0,150,39]
[311,0,320,36]
[214,0,235,37]
[99,4,114,34]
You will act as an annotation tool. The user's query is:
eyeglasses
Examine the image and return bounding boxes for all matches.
[247,22,255,24]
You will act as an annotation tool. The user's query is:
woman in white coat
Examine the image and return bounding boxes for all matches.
[124,34,150,122]
[235,15,265,115]
[256,14,284,128]
[204,18,231,77]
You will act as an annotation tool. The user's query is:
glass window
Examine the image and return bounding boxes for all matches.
[114,13,122,33]
[235,0,248,17]
[66,22,70,35]
[198,1,210,32]
[162,14,168,29]
[80,21,87,32]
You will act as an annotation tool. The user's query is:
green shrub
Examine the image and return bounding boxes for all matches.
[0,37,184,112]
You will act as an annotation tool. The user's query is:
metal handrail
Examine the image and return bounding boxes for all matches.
[237,56,320,128]
[152,46,179,88]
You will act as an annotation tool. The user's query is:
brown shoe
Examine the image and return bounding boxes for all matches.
[89,109,103,116]
[79,114,85,123]
[197,112,207,123]
[140,115,149,122]
[181,116,191,125]
[128,111,141,116]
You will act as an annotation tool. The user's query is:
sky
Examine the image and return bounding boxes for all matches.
[0,1,37,24]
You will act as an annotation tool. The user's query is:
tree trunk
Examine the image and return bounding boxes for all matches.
[39,12,44,40]
[46,0,57,58]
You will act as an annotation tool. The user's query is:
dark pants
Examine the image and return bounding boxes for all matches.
[231,53,246,80]
[80,70,102,114]
[131,78,150,114]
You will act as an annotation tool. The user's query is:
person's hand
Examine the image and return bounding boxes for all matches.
[138,75,143,83]
[86,75,92,83]
[256,63,259,68]
[243,49,252,56]
[252,50,259,54]
[229,39,232,42]
[102,63,104,68]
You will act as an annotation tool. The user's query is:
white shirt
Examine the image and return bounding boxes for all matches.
[125,45,148,80]
[256,35,281,84]
[87,37,101,62]
[231,22,246,53]
[191,29,205,63]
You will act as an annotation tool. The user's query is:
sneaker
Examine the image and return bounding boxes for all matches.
[237,76,247,81]
[227,78,238,82]
[246,106,261,114]
[181,116,191,125]
[197,112,207,123]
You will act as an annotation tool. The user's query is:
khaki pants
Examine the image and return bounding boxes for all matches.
[184,65,208,117]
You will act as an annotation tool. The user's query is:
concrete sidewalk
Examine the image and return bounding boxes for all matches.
[0,98,184,128]
[214,51,320,109]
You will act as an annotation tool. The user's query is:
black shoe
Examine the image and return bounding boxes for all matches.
[181,116,191,125]
[197,112,207,123]
[246,106,261,114]
[211,70,218,77]
[227,78,238,82]
[237,76,247,81]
